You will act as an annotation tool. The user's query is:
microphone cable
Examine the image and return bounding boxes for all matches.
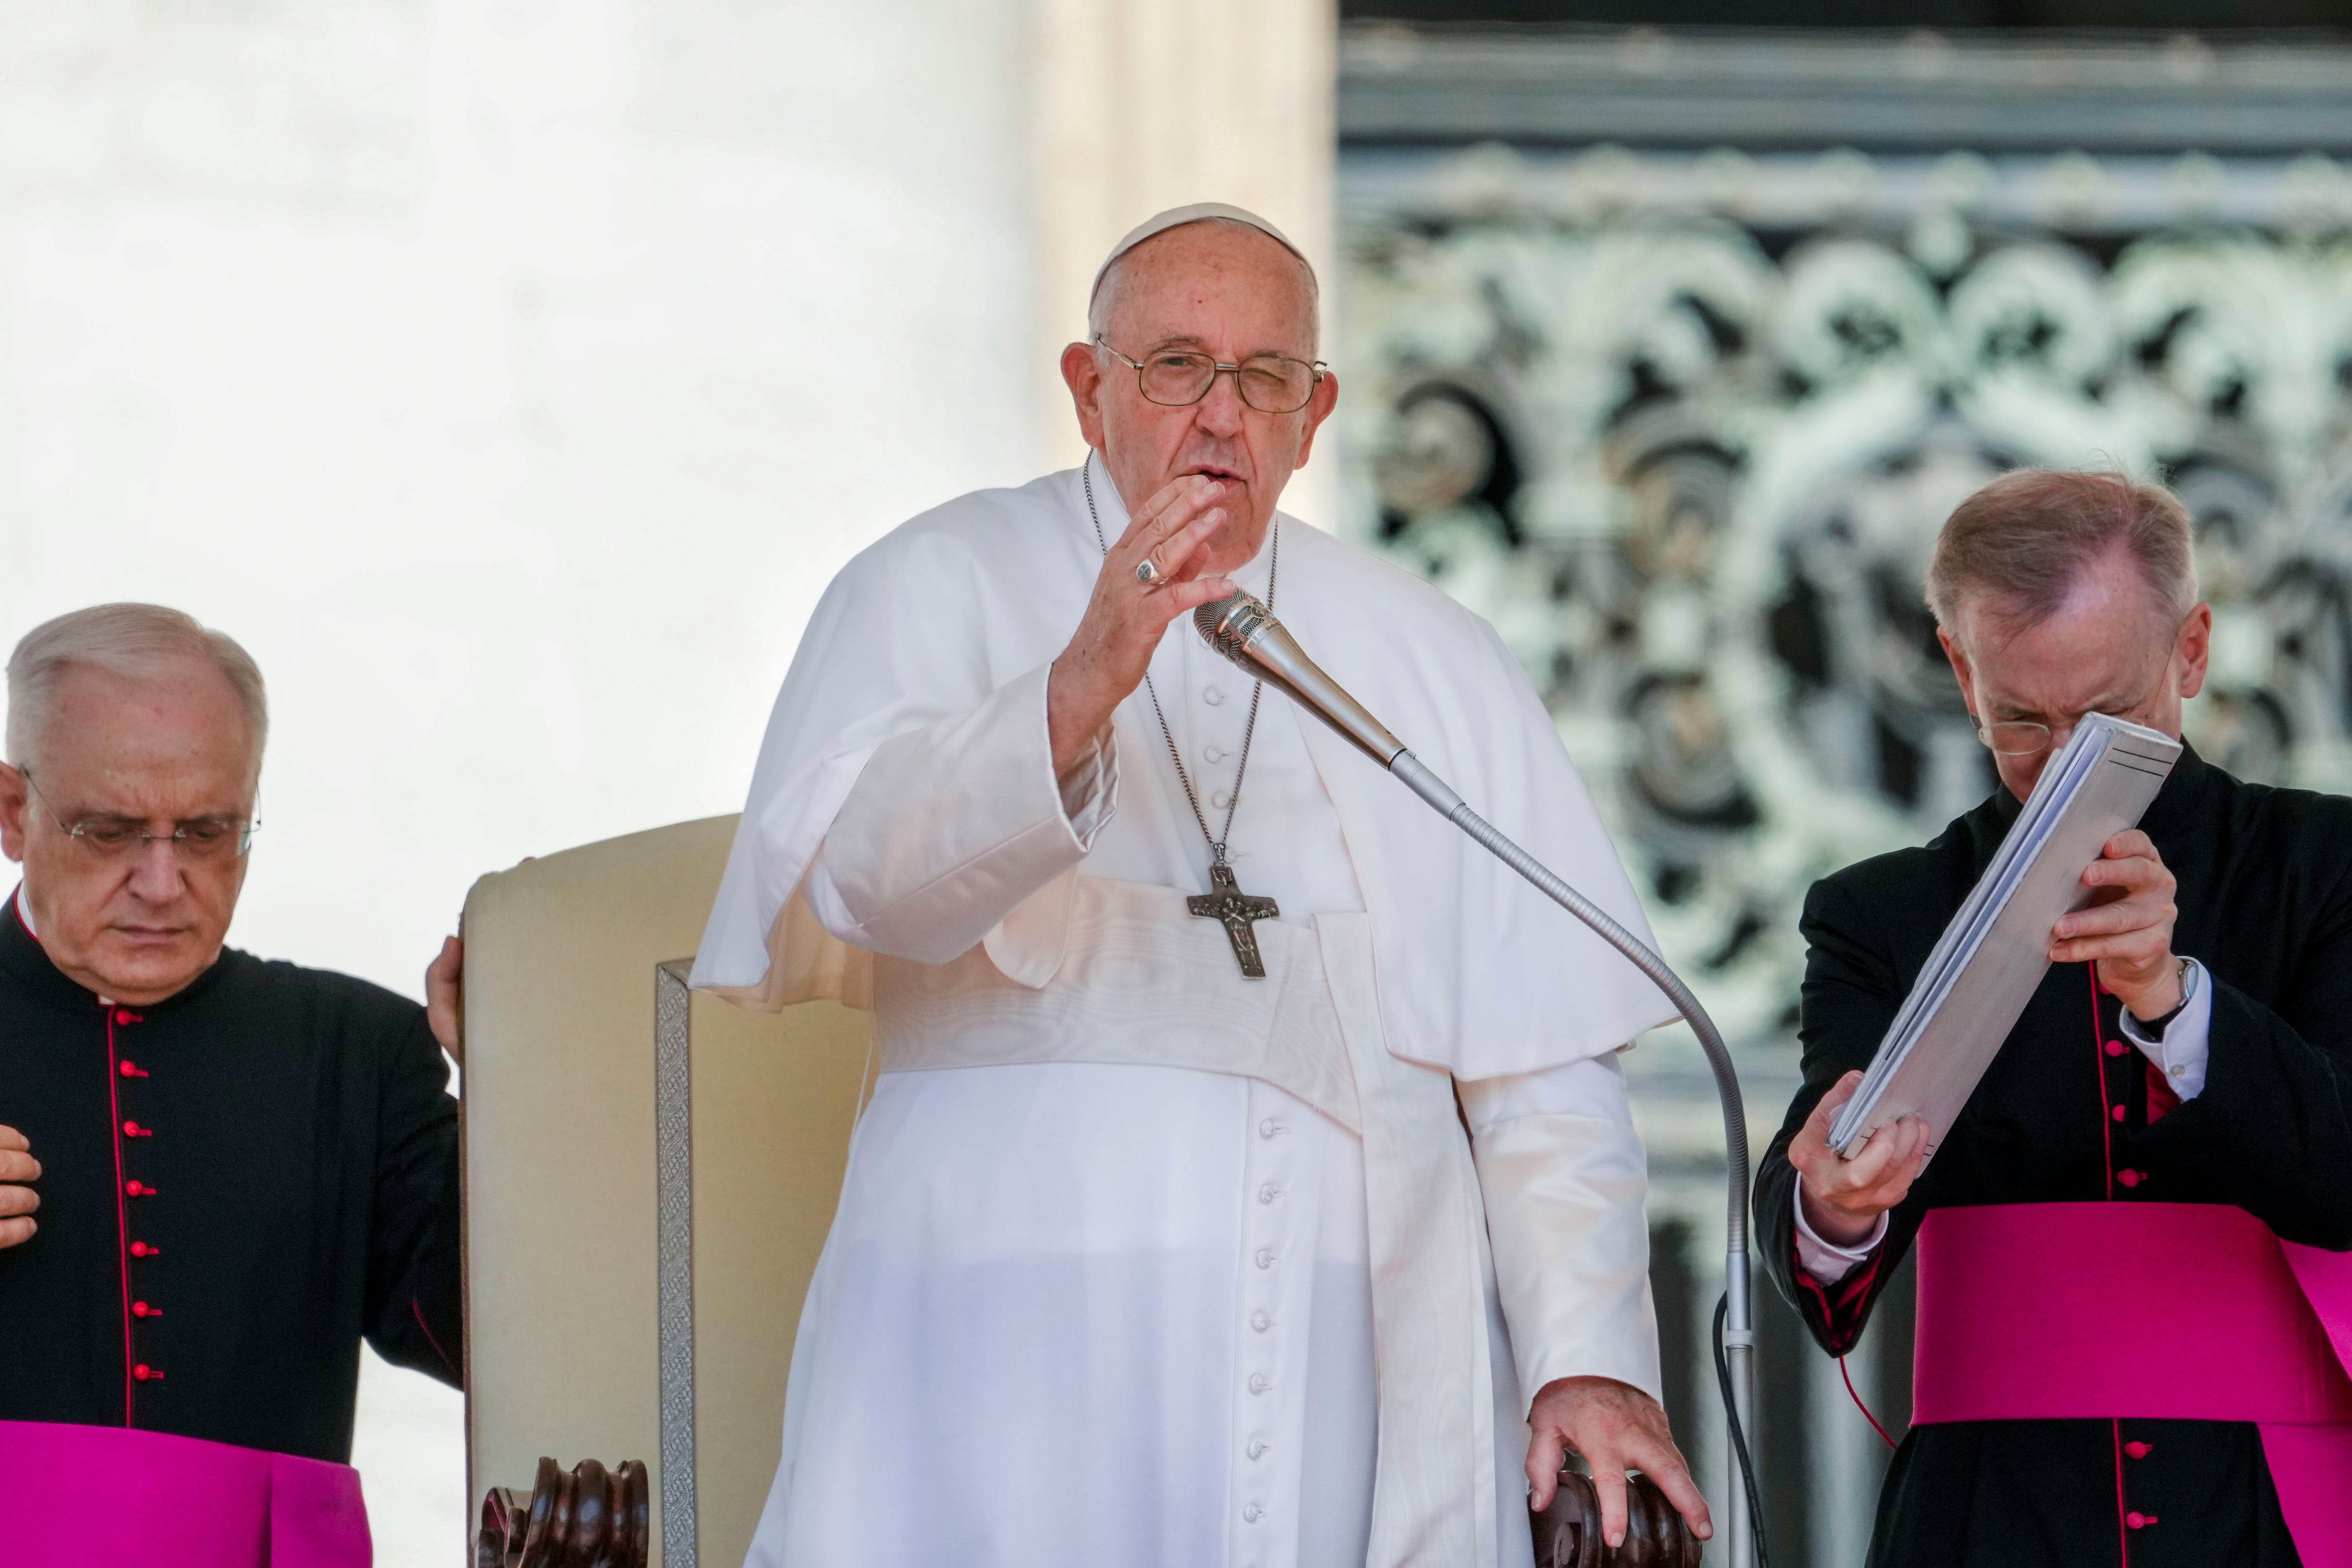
[1714,1294,1772,1568]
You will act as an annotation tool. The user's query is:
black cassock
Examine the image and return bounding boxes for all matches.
[0,898,461,1464]
[1756,746,2352,1568]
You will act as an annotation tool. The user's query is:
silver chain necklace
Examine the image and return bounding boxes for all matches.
[1083,455,1283,976]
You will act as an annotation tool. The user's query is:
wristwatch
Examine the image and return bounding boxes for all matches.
[2127,955,2196,1035]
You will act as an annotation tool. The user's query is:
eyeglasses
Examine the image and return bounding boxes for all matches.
[1095,336,1327,414]
[19,769,260,861]
[1969,683,2168,757]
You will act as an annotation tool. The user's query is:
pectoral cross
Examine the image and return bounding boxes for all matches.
[1189,860,1281,979]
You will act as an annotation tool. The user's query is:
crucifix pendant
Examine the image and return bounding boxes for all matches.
[1188,860,1281,979]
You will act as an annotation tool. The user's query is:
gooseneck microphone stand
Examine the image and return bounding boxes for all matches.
[1197,591,1764,1568]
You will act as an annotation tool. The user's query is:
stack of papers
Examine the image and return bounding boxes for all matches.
[1828,713,2182,1160]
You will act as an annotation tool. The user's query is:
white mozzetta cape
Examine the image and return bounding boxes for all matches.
[692,465,1673,1077]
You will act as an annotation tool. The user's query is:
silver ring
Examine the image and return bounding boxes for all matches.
[1135,557,1163,587]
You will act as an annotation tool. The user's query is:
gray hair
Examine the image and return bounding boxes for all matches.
[1086,216,1321,352]
[5,603,269,775]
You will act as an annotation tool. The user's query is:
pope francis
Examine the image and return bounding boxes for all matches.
[693,205,1711,1568]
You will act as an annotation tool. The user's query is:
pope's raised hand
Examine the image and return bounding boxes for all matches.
[0,1125,40,1249]
[1790,1069,1927,1249]
[1048,472,1238,774]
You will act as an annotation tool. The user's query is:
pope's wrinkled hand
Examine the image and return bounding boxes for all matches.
[0,1124,40,1248]
[1791,1068,1929,1247]
[1526,1375,1711,1548]
[1046,472,1239,774]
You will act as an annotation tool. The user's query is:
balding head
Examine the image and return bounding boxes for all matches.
[1088,216,1319,356]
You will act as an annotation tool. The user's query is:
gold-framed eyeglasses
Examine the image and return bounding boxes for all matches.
[1095,336,1327,414]
[19,768,260,860]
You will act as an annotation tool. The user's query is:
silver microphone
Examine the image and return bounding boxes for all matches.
[1193,591,1407,768]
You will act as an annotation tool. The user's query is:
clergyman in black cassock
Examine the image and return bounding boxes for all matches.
[0,896,461,1461]
[1756,469,2352,1568]
[0,602,462,1478]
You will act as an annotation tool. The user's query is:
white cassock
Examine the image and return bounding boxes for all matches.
[693,459,1678,1568]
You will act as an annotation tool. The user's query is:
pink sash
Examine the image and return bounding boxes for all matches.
[1914,1202,2352,1566]
[0,1420,372,1567]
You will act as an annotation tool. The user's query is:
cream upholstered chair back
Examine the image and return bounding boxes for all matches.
[461,815,872,1568]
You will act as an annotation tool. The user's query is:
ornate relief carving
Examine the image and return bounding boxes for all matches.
[1342,149,2352,1045]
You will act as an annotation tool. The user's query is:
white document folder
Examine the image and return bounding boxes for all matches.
[1828,714,2182,1161]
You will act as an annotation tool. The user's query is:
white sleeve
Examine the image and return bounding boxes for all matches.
[1461,1052,1663,1414]
[2117,957,2212,1101]
[1791,1187,1889,1285]
[800,661,1118,963]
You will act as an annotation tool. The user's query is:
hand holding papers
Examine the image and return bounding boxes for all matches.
[1828,714,2183,1161]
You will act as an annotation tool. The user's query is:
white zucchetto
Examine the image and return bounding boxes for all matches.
[1089,202,1313,304]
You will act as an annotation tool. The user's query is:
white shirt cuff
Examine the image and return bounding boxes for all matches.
[1055,724,1118,846]
[2116,957,2211,1101]
[1792,1186,1887,1286]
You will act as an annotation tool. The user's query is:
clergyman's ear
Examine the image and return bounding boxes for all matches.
[0,762,28,864]
[1936,622,1978,719]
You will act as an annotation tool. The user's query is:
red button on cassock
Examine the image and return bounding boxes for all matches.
[132,1301,159,1318]
[2105,1040,2128,1058]
[129,1242,157,1258]
[2126,1512,2156,1529]
[2112,1105,2128,1122]
[119,1060,147,1078]
[2117,1170,2144,1188]
[124,1181,151,1197]
[132,1364,161,1382]
[2125,1441,2152,1458]
[115,1009,135,1025]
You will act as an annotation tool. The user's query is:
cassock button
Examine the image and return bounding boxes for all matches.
[1258,1119,1284,1139]
[1250,1312,1272,1332]
[2126,1512,2155,1529]
[1258,1184,1280,1204]
[130,1241,157,1258]
[1211,790,1232,809]
[125,1180,153,1197]
[2105,1040,2128,1058]
[119,1060,147,1078]
[1204,686,1226,706]
[1242,1504,1263,1522]
[1247,1440,1268,1459]
[1204,745,1228,764]
[133,1301,159,1318]
[2118,1170,2145,1188]
[114,1009,139,1026]
[1248,1374,1270,1394]
[2125,1441,2152,1459]
[132,1364,161,1382]
[2112,1105,2128,1122]
[1255,1248,1277,1269]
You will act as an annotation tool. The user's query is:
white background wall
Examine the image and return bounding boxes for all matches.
[0,2,1049,1560]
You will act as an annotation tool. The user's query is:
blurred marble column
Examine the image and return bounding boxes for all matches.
[1027,0,1338,523]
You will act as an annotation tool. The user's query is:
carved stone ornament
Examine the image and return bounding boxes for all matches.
[1531,1467,1704,1568]
[476,1456,651,1568]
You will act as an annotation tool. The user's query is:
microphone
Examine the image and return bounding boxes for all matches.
[1192,589,1769,1568]
[1193,591,1406,769]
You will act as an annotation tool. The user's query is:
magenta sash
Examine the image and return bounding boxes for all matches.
[1914,1202,2352,1566]
[0,1420,371,1567]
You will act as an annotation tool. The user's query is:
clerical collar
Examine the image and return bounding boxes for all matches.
[13,884,34,939]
